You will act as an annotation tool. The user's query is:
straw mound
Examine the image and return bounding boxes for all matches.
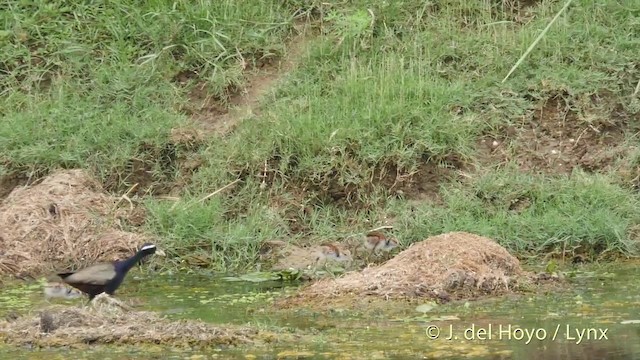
[279,232,527,308]
[0,301,257,348]
[0,169,151,277]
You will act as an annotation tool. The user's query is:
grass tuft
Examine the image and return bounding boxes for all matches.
[393,168,640,259]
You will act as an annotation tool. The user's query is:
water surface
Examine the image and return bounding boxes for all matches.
[1,263,639,359]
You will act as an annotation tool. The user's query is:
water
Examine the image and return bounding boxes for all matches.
[1,263,639,359]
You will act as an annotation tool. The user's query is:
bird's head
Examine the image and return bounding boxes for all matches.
[136,243,166,267]
[138,243,166,257]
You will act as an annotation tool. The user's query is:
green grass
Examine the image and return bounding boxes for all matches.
[0,0,293,179]
[395,168,640,257]
[1,0,640,272]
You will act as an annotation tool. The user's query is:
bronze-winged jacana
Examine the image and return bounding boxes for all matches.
[43,282,84,300]
[315,243,352,264]
[57,243,165,300]
[364,231,398,256]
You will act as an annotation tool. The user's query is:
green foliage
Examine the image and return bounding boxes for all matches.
[1,0,639,271]
[144,188,287,271]
[394,169,640,257]
[0,0,293,175]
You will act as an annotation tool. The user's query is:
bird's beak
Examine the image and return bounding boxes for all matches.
[155,249,166,256]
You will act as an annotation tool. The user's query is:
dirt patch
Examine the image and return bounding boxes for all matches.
[0,169,153,278]
[0,171,32,200]
[248,168,445,243]
[452,0,539,28]
[492,0,541,25]
[103,128,205,197]
[0,297,262,348]
[478,92,631,174]
[276,232,548,309]
[385,158,462,204]
[183,24,315,137]
[259,241,311,270]
[252,155,460,221]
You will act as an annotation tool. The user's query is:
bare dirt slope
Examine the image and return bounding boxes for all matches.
[182,25,313,137]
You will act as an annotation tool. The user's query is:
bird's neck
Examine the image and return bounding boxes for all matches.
[116,250,147,274]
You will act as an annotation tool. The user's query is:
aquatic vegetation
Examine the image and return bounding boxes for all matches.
[0,262,639,358]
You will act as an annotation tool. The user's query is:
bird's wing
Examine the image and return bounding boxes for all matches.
[61,263,116,285]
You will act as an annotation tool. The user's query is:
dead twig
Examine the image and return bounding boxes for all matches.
[198,179,241,203]
[171,179,241,211]
[111,183,139,213]
[367,225,394,233]
[502,0,574,83]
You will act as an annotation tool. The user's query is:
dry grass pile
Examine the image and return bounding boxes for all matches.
[279,232,528,308]
[0,169,151,277]
[0,295,258,348]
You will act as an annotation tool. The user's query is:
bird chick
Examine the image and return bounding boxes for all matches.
[43,282,84,300]
[364,231,399,254]
[39,311,56,333]
[316,243,352,264]
[259,240,287,258]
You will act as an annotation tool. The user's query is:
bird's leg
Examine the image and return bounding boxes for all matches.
[350,244,363,268]
[366,248,376,265]
[313,256,323,274]
[357,244,371,268]
[381,251,391,262]
[82,298,91,309]
[316,257,330,274]
[85,292,103,308]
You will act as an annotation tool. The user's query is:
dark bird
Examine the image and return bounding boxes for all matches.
[57,243,165,300]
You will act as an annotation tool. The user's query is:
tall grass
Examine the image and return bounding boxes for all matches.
[170,0,640,270]
[1,0,639,271]
[393,169,640,257]
[0,1,293,176]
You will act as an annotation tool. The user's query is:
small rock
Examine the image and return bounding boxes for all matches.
[551,150,558,154]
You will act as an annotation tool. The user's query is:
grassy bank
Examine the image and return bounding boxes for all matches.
[2,0,639,272]
[0,0,293,191]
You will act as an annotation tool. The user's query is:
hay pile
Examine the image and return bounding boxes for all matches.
[0,299,257,348]
[0,169,151,277]
[279,232,527,308]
